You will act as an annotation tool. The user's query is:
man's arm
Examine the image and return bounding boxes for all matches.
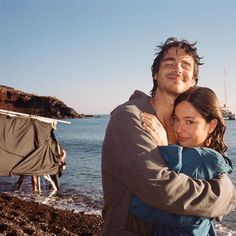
[130,195,204,226]
[103,105,236,218]
[129,145,232,225]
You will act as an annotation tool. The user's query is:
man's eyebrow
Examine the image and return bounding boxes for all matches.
[162,57,175,62]
[162,57,193,66]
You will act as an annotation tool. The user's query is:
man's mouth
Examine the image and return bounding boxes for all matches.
[167,74,182,81]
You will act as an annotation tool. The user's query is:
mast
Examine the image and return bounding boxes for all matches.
[221,65,235,120]
[224,66,228,108]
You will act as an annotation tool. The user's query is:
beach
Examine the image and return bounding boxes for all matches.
[0,117,236,236]
[0,192,103,236]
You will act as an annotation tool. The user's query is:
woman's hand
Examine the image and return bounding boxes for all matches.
[140,112,168,146]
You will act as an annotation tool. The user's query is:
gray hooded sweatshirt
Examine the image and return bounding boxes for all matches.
[101,90,236,236]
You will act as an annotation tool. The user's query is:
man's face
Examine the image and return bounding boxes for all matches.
[154,47,195,96]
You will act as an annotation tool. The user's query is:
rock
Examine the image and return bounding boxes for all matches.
[0,85,86,119]
[0,192,103,235]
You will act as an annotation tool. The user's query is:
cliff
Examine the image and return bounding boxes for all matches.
[0,85,85,119]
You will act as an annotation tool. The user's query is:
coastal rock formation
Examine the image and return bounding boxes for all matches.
[0,85,85,119]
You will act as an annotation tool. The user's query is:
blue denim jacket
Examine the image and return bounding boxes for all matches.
[130,145,232,236]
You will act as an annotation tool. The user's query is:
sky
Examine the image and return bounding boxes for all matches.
[0,0,236,115]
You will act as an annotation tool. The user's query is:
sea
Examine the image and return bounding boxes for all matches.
[0,115,236,235]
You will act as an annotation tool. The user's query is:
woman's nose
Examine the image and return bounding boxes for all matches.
[175,122,183,134]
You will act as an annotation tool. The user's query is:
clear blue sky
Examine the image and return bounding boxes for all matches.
[1,0,236,114]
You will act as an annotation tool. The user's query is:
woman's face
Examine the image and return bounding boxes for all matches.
[172,101,214,147]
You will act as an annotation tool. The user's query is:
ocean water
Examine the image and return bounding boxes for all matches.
[0,115,236,235]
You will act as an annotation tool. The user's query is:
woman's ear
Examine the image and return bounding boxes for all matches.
[208,119,218,134]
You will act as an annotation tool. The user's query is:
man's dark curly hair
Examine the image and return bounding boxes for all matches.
[150,37,203,97]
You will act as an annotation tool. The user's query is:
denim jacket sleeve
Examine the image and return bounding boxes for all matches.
[129,145,232,226]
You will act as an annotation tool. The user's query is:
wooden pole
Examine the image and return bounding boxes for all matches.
[0,108,71,124]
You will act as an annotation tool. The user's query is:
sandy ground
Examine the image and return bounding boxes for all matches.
[0,192,104,236]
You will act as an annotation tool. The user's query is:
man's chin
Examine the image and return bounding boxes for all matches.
[175,86,192,95]
[169,88,189,97]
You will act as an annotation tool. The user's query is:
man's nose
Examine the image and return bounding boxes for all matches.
[173,62,182,73]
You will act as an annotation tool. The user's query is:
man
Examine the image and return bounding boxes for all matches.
[101,37,236,235]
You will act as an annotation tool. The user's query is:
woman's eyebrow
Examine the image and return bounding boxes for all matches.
[183,116,196,119]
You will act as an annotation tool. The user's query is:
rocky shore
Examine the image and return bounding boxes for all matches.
[0,85,90,119]
[0,192,104,236]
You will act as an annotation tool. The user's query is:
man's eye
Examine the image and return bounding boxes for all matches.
[164,63,174,67]
[181,64,191,70]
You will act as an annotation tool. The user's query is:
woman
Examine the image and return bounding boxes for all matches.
[130,86,233,236]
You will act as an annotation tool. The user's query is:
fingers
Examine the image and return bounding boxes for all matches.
[140,112,160,132]
[140,112,160,124]
[143,122,155,134]
[142,119,167,145]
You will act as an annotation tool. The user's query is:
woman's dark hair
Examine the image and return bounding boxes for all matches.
[173,86,227,155]
[150,37,203,97]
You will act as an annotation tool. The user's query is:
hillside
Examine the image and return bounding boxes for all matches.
[0,85,85,119]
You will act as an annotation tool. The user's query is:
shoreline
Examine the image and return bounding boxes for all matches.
[0,192,104,236]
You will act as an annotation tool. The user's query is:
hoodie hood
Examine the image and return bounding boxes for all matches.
[128,90,149,102]
[111,90,156,116]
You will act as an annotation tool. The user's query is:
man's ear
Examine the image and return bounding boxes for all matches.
[153,73,158,81]
[190,78,196,87]
[208,119,218,134]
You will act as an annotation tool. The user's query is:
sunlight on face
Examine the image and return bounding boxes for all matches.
[154,47,195,96]
[172,101,212,147]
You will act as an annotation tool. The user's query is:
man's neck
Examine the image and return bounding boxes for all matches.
[151,91,177,144]
[151,91,175,121]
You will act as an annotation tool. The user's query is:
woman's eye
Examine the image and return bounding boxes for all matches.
[186,120,194,124]
[172,116,178,123]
